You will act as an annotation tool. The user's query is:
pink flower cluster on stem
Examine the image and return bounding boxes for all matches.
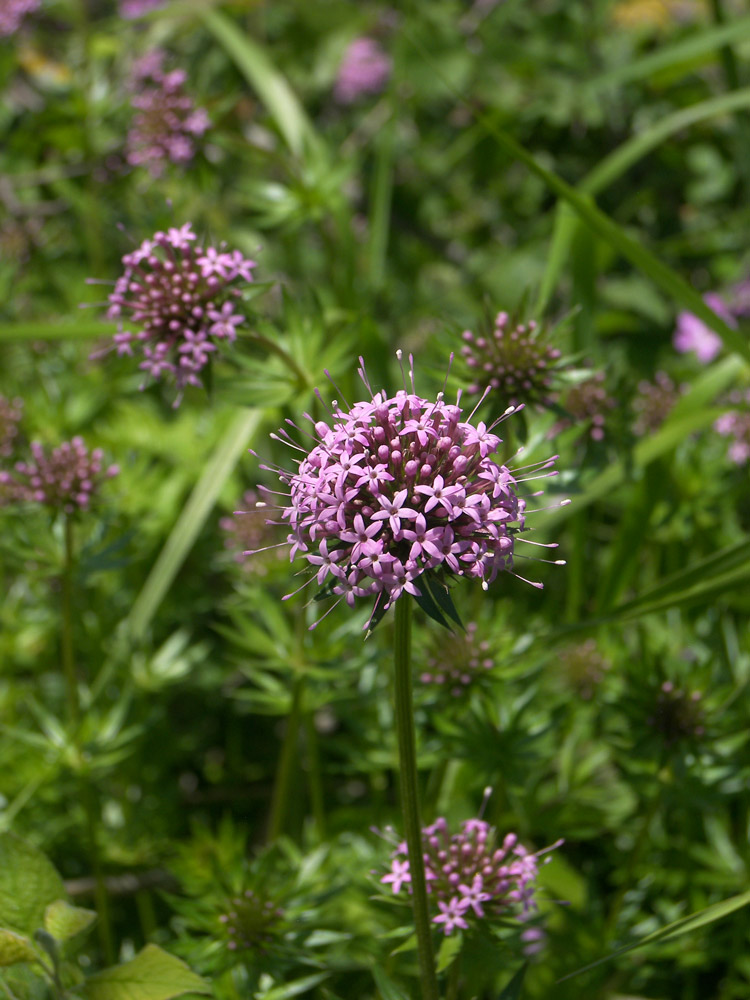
[104,222,256,401]
[126,50,210,176]
[0,0,39,36]
[334,37,391,104]
[0,437,118,514]
[260,355,564,628]
[381,816,562,935]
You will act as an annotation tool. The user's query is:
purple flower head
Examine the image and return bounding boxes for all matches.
[558,639,610,700]
[460,311,563,409]
[125,49,210,176]
[102,222,256,402]
[119,0,163,18]
[0,0,39,36]
[0,437,118,514]
[0,396,24,459]
[420,621,494,697]
[262,354,566,629]
[334,37,391,104]
[647,680,706,746]
[552,371,614,442]
[673,293,733,363]
[219,888,284,955]
[632,371,683,437]
[381,812,562,935]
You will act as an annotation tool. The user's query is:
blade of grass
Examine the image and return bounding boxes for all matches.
[407,31,750,366]
[544,355,746,530]
[127,408,263,640]
[587,14,750,88]
[195,6,318,159]
[558,888,750,983]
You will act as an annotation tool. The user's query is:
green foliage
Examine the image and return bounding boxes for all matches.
[80,944,210,1000]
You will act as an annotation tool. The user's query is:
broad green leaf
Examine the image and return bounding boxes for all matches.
[558,888,750,983]
[0,834,64,936]
[197,7,317,158]
[0,929,37,967]
[371,966,409,1000]
[256,972,329,1000]
[436,929,463,973]
[43,900,96,942]
[588,15,750,88]
[127,408,262,640]
[81,944,210,1000]
[0,320,116,342]
[498,963,527,999]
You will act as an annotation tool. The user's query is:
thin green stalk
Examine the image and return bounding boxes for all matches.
[267,677,304,842]
[61,517,79,728]
[303,710,326,840]
[393,597,439,1000]
[60,517,114,964]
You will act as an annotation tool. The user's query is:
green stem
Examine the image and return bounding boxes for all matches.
[393,597,439,1000]
[60,517,114,964]
[61,517,79,728]
[267,677,304,842]
[303,710,326,840]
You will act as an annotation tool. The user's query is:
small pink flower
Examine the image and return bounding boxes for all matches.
[334,37,391,104]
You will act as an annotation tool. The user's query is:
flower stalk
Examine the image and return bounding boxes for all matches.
[393,596,439,1000]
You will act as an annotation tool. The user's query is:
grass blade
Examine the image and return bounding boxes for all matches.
[0,320,116,342]
[558,888,750,983]
[197,6,318,158]
[127,408,263,640]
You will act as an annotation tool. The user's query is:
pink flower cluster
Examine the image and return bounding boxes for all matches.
[0,0,39,36]
[382,816,561,936]
[460,312,562,408]
[553,373,615,442]
[334,37,391,104]
[420,621,493,696]
[0,396,23,459]
[648,680,705,745]
[673,293,732,363]
[120,0,163,19]
[126,50,210,176]
[715,403,750,465]
[105,222,256,399]
[265,357,563,626]
[632,371,682,436]
[218,889,284,954]
[0,437,118,514]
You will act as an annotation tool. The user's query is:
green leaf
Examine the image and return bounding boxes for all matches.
[558,888,750,983]
[0,320,116,342]
[255,972,329,1000]
[371,966,409,1000]
[498,963,527,999]
[422,574,464,631]
[197,7,318,159]
[0,929,38,967]
[436,929,463,973]
[127,408,263,640]
[81,944,210,1000]
[0,834,65,936]
[587,15,750,88]
[43,900,97,942]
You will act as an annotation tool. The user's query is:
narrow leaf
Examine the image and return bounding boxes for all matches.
[558,888,750,983]
[197,7,317,158]
[0,320,116,342]
[256,972,329,1000]
[128,409,262,640]
[498,963,527,999]
[371,967,409,1000]
[436,930,463,973]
